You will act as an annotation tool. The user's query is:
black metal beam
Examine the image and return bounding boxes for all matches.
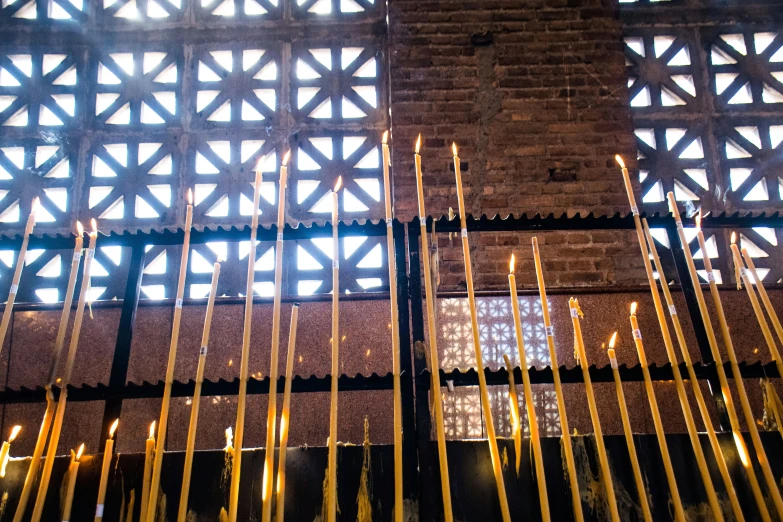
[406,223,439,522]
[394,221,419,507]
[665,219,731,430]
[99,241,145,447]
[1,361,775,405]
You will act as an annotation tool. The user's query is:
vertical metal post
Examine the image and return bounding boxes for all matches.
[100,240,146,446]
[406,220,438,522]
[393,221,418,510]
[664,218,730,430]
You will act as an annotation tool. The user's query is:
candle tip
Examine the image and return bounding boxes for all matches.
[731,231,737,245]
[334,176,342,192]
[630,302,637,315]
[382,130,388,144]
[149,421,156,439]
[609,331,617,349]
[187,188,193,205]
[614,155,625,168]
[695,209,702,231]
[90,218,98,235]
[109,419,119,438]
[415,134,421,154]
[76,443,85,460]
[76,221,84,236]
[452,142,458,156]
[8,425,21,442]
[282,150,291,167]
[509,254,515,274]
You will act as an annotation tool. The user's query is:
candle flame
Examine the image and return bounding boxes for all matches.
[282,150,291,167]
[149,421,156,439]
[630,302,638,315]
[8,425,21,442]
[415,134,421,154]
[695,210,702,231]
[90,218,98,235]
[382,131,388,145]
[187,188,193,205]
[452,143,458,156]
[225,427,233,448]
[509,254,515,274]
[731,231,737,245]
[75,443,85,460]
[609,332,618,349]
[76,221,84,236]
[109,419,119,438]
[615,155,625,168]
[334,176,342,192]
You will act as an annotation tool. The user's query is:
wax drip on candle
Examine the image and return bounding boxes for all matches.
[731,231,743,290]
[571,299,584,365]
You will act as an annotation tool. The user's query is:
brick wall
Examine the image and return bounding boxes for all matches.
[387,0,643,291]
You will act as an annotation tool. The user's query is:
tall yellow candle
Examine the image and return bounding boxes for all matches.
[327,176,342,522]
[508,255,549,520]
[452,144,511,522]
[228,160,265,522]
[15,224,84,522]
[741,248,783,349]
[606,333,652,522]
[275,304,299,522]
[414,135,454,522]
[29,220,98,522]
[667,192,772,521]
[640,218,744,522]
[693,211,783,518]
[0,197,37,356]
[629,303,685,522]
[140,422,155,521]
[146,190,193,522]
[0,425,21,478]
[381,131,404,522]
[531,237,583,522]
[95,419,119,522]
[616,156,728,522]
[569,298,620,522]
[61,443,84,522]
[730,234,783,379]
[177,260,221,522]
[261,151,291,522]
